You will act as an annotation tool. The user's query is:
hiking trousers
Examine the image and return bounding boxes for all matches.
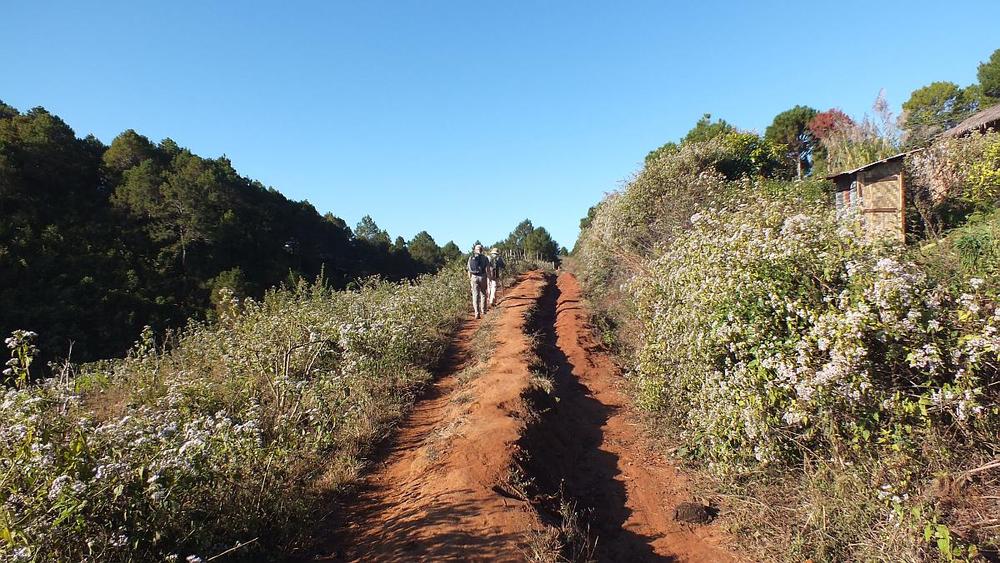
[487,276,500,306]
[470,275,488,316]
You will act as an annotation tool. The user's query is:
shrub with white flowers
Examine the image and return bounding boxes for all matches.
[0,266,469,560]
[3,330,38,388]
[573,132,1000,558]
[631,198,999,472]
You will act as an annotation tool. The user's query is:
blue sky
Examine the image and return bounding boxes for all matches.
[3,1,999,250]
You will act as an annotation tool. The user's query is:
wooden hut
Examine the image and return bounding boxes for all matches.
[943,104,1000,138]
[827,152,908,242]
[829,104,1000,243]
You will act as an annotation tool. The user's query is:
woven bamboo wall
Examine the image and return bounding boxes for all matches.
[858,160,905,243]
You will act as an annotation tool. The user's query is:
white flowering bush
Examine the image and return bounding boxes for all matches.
[2,330,37,388]
[572,126,1000,557]
[0,266,468,561]
[573,139,754,352]
[633,199,999,471]
[575,140,736,283]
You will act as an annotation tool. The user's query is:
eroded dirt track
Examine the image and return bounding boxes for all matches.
[524,272,735,562]
[308,271,735,562]
[311,272,547,562]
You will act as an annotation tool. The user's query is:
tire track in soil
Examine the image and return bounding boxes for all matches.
[304,270,737,562]
[519,271,736,562]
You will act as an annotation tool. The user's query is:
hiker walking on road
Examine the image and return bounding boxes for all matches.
[468,244,490,318]
[487,248,505,307]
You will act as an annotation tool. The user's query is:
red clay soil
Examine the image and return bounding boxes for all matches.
[306,270,737,562]
[526,271,736,562]
[310,271,549,562]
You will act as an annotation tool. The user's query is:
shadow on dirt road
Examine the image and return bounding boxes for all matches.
[519,272,674,562]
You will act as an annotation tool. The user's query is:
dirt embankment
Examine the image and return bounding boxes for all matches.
[305,271,736,562]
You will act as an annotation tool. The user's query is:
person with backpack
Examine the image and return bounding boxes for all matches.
[467,243,490,318]
[487,248,505,307]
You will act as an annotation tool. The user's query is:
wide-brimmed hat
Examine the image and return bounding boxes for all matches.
[489,248,499,255]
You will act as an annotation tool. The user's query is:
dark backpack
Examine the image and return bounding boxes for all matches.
[468,254,487,275]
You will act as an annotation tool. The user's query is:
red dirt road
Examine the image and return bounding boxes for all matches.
[308,271,735,562]
[533,272,735,562]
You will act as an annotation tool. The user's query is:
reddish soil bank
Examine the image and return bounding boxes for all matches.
[304,271,737,562]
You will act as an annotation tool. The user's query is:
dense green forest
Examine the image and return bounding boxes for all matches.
[0,101,469,364]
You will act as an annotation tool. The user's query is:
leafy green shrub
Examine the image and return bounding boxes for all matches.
[715,131,788,180]
[626,196,999,558]
[967,135,1000,202]
[915,209,1000,295]
[907,131,1000,237]
[633,199,997,467]
[954,223,1000,276]
[0,265,468,561]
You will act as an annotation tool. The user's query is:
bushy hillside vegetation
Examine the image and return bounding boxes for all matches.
[573,107,1000,559]
[1,266,469,561]
[0,100,557,557]
[0,101,461,365]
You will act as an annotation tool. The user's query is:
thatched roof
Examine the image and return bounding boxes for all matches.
[943,104,1000,138]
[826,151,910,180]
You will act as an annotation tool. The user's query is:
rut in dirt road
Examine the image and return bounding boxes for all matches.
[304,271,736,562]
[518,272,734,562]
[518,274,661,560]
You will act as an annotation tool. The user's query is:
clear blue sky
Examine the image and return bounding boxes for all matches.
[3,0,998,250]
